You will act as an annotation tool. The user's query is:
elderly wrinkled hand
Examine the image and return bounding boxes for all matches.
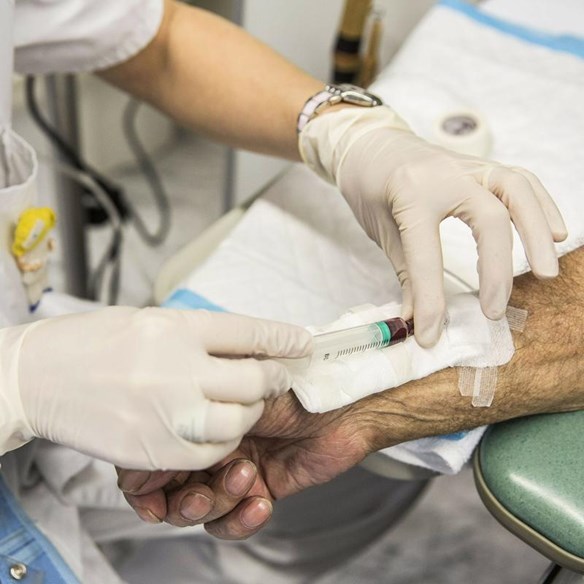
[300,106,568,347]
[117,393,368,539]
[0,307,312,470]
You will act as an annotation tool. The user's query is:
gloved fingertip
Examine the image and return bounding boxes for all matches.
[552,227,568,243]
[414,317,444,348]
[531,256,560,280]
[533,266,559,280]
[483,305,507,321]
[479,286,511,320]
[479,278,511,321]
[480,293,508,320]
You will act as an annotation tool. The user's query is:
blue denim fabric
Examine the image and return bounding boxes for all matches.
[0,475,80,584]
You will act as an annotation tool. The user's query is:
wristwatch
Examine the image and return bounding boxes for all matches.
[297,84,383,133]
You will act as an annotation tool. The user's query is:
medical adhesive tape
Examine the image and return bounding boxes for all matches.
[432,110,492,158]
[458,306,528,408]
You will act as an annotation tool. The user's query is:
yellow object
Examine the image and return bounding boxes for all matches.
[12,208,56,257]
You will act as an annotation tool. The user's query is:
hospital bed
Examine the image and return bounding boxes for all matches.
[154,0,584,580]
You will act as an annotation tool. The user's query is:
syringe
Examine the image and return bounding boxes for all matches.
[282,317,414,370]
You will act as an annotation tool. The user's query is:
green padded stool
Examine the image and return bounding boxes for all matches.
[474,411,584,581]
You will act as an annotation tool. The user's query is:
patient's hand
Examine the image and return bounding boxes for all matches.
[118,248,584,539]
[117,393,369,539]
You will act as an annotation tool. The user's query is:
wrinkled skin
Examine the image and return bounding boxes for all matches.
[117,393,372,539]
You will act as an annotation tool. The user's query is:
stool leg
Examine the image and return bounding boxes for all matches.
[540,563,584,583]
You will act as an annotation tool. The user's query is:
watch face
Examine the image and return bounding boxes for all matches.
[339,86,383,107]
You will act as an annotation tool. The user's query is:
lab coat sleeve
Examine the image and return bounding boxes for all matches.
[13,0,164,74]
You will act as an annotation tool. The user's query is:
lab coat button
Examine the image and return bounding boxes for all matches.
[9,563,28,580]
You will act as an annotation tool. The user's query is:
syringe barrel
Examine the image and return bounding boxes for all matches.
[277,317,413,371]
[311,317,413,364]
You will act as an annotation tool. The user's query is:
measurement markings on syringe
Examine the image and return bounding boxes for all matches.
[333,340,386,358]
[312,318,414,365]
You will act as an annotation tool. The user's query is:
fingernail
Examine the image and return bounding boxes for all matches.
[241,499,272,529]
[134,506,162,524]
[225,462,256,497]
[180,493,213,522]
[118,471,151,494]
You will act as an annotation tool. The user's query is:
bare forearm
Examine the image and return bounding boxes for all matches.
[347,248,584,451]
[99,0,321,160]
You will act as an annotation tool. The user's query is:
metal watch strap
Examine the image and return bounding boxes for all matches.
[296,84,383,133]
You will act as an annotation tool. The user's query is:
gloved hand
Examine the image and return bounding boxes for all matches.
[0,307,312,470]
[300,106,567,347]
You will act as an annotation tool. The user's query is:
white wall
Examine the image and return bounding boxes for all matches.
[232,0,437,204]
[12,74,176,174]
[233,0,345,204]
[0,1,14,129]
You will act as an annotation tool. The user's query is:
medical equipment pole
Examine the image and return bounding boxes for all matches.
[334,0,372,83]
[44,75,89,298]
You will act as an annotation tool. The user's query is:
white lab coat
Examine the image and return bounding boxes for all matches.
[0,1,37,327]
[0,2,174,582]
[1,2,411,581]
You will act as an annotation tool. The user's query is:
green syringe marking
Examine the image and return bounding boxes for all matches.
[375,321,392,346]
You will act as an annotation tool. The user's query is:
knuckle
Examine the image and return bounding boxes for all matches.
[508,165,531,179]
[248,321,273,355]
[504,172,532,193]
[187,309,214,332]
[396,266,410,287]
[480,201,510,226]
[133,308,174,341]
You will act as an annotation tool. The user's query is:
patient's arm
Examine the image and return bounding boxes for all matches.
[355,246,584,451]
[118,247,583,538]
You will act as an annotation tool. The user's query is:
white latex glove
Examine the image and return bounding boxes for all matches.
[0,307,312,470]
[300,107,567,347]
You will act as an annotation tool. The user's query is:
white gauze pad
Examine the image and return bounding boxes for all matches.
[290,293,514,413]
